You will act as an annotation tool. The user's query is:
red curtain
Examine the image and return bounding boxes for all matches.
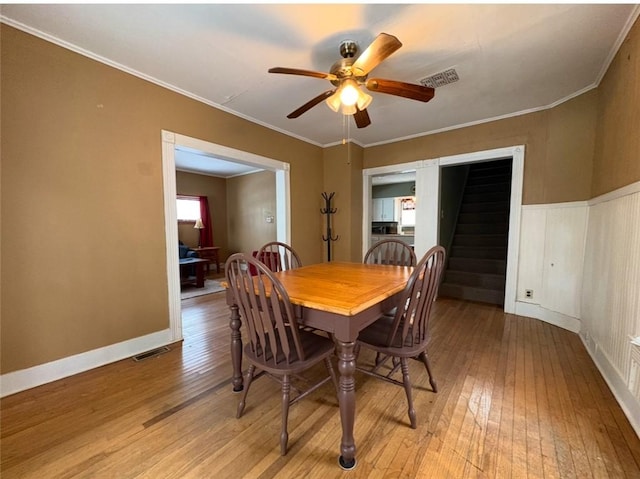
[198,196,214,247]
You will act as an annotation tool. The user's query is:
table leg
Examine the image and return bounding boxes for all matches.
[335,339,357,470]
[195,263,205,287]
[229,303,244,392]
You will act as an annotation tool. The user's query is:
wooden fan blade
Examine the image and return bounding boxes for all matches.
[269,67,337,82]
[351,33,402,77]
[353,107,371,129]
[366,78,435,102]
[287,89,336,119]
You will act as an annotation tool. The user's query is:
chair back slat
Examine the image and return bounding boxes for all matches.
[386,246,445,349]
[364,239,417,267]
[257,241,303,272]
[226,253,304,365]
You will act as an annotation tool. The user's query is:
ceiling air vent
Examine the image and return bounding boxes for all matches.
[419,68,459,88]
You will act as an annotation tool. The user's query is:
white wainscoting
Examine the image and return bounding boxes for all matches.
[515,184,640,436]
[581,183,640,436]
[516,202,589,332]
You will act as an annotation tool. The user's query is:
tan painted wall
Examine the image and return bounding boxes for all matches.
[226,171,277,257]
[592,18,640,197]
[365,110,547,204]
[350,145,364,262]
[0,26,323,373]
[175,171,228,258]
[364,91,598,205]
[544,91,597,202]
[322,143,364,262]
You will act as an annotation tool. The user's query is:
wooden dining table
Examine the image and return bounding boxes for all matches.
[225,261,413,470]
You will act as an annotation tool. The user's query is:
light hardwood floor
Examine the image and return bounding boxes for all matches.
[2,291,640,478]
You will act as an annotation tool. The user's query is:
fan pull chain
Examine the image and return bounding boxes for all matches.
[342,114,347,145]
[347,118,351,165]
[342,114,351,165]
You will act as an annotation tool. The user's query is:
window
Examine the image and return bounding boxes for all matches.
[176,196,200,221]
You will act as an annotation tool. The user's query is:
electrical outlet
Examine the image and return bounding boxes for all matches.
[525,289,533,299]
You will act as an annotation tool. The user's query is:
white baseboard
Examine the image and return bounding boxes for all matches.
[0,329,174,398]
[514,301,581,333]
[580,333,640,438]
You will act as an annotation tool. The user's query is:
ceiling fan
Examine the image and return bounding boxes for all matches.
[268,33,435,129]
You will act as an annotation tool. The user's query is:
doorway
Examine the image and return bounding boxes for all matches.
[439,159,513,305]
[161,131,291,341]
[362,145,524,313]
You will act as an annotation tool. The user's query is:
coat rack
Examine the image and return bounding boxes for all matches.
[321,192,339,261]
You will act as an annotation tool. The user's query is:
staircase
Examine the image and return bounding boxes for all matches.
[439,159,512,305]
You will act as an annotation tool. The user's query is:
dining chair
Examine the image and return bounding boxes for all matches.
[355,245,446,429]
[364,238,418,331]
[257,241,303,272]
[364,238,417,267]
[225,253,338,455]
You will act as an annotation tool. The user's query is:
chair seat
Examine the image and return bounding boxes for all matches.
[244,329,336,375]
[357,315,429,357]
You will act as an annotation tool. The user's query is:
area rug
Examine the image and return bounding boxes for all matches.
[181,279,225,300]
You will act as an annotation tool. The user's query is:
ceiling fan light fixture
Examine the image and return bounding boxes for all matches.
[340,103,357,116]
[339,79,360,106]
[325,91,342,112]
[326,80,372,115]
[356,90,372,111]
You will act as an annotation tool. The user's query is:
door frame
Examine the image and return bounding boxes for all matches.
[161,130,291,341]
[363,145,524,313]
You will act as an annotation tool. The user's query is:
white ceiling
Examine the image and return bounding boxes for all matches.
[174,146,261,178]
[372,172,416,186]
[2,4,638,178]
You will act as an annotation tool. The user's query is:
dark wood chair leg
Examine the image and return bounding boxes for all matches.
[237,365,255,418]
[419,351,438,392]
[229,304,244,392]
[280,374,291,456]
[400,358,417,429]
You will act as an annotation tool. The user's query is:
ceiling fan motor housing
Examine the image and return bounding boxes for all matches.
[330,40,367,87]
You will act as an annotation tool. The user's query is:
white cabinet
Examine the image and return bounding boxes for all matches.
[372,198,396,221]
